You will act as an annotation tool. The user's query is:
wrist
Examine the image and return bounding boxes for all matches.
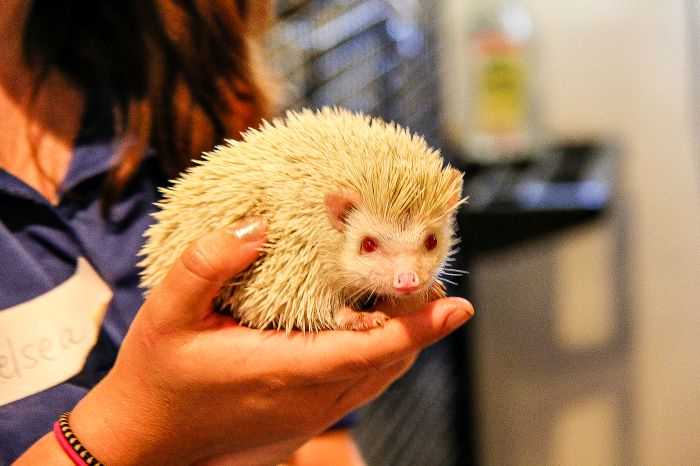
[53,413,105,465]
[69,371,175,465]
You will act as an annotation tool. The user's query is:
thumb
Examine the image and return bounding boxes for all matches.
[391,296,474,351]
[143,216,267,329]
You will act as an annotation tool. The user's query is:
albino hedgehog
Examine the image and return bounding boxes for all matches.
[139,107,465,332]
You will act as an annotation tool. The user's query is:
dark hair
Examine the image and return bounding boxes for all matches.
[23,0,279,208]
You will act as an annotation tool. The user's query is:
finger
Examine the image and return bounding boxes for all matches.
[293,297,473,382]
[281,354,418,432]
[332,354,417,417]
[143,217,267,329]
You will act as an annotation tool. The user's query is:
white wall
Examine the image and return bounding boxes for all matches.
[439,1,700,464]
[622,3,700,464]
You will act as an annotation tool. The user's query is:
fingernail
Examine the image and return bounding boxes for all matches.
[445,306,472,331]
[228,216,266,242]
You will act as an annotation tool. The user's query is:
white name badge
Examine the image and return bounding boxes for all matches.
[0,258,113,406]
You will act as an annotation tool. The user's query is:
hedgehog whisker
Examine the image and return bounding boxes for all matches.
[334,276,366,296]
[436,276,459,286]
[427,281,441,300]
[348,284,377,306]
[336,277,376,306]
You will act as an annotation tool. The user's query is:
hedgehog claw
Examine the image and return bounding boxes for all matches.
[335,308,390,331]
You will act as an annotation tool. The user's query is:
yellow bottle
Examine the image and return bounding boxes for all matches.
[464,0,539,164]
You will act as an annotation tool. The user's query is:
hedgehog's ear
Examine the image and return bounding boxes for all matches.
[325,191,362,230]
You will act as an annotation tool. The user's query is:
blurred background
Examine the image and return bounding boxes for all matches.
[266,0,700,465]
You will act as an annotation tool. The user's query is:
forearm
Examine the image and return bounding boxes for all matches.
[13,432,73,466]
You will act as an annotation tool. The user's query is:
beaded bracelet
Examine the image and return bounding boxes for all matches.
[53,412,105,466]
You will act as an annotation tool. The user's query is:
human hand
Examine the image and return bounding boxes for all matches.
[67,217,473,466]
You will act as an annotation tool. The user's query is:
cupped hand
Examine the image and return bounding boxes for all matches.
[69,217,474,466]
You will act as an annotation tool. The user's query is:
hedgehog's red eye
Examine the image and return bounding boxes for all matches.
[360,236,379,253]
[425,234,438,251]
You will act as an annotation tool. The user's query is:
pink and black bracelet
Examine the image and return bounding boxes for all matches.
[53,412,105,466]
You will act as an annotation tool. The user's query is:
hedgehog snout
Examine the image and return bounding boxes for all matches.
[393,270,421,294]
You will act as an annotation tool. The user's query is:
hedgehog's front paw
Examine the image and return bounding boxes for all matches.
[334,307,390,331]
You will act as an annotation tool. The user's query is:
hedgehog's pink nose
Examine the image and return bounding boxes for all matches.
[393,271,420,293]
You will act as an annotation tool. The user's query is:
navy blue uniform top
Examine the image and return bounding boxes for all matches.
[0,92,353,464]
[0,92,167,463]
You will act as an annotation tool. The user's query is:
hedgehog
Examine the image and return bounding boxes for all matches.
[139,107,465,332]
